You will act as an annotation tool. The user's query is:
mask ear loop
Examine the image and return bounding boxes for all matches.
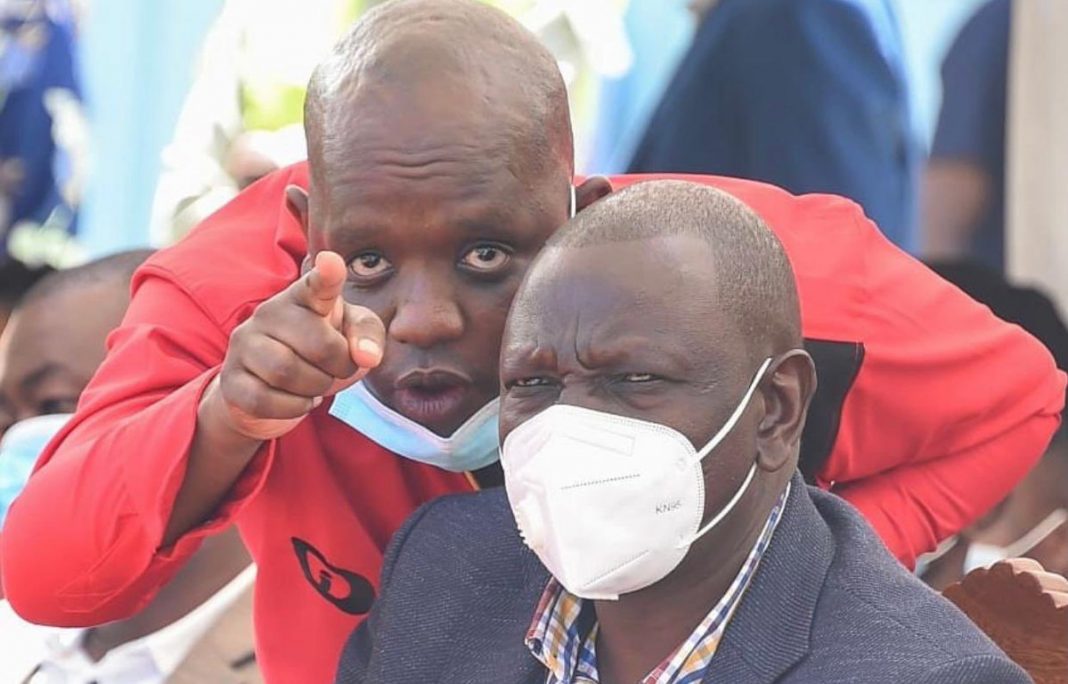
[677,356,774,547]
[569,184,577,219]
[695,356,773,462]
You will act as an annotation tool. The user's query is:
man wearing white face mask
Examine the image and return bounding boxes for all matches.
[338,181,1027,684]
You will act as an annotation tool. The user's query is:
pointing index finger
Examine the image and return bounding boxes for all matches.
[294,251,347,318]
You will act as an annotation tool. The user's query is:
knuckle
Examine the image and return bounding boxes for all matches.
[309,373,335,396]
[242,389,268,417]
[301,333,337,367]
[253,294,284,320]
[222,373,260,413]
[228,320,252,349]
[326,339,359,376]
[261,351,298,387]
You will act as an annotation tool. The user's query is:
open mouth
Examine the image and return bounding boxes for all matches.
[392,369,473,431]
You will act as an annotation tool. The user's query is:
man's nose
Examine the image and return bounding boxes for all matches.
[388,278,464,349]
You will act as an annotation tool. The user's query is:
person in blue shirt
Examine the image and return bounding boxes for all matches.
[922,0,1011,271]
[0,0,81,263]
[627,0,917,250]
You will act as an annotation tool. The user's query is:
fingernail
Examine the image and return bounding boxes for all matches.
[312,396,324,409]
[357,338,382,359]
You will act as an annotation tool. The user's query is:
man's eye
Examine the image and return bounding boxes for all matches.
[512,377,551,388]
[622,373,657,383]
[39,397,78,415]
[349,252,392,279]
[459,244,511,273]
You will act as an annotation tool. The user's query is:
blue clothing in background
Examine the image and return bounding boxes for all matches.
[929,0,1010,271]
[628,0,918,251]
[0,5,80,261]
[584,0,693,175]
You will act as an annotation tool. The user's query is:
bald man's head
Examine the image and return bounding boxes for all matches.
[18,249,153,310]
[305,0,572,191]
[546,181,802,356]
[0,249,153,428]
[500,182,815,561]
[287,0,614,436]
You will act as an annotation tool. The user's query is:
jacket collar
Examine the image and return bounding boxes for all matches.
[701,473,832,683]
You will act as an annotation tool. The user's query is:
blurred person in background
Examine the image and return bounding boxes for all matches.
[0,255,51,447]
[0,250,258,683]
[0,256,52,337]
[628,0,918,251]
[500,0,632,172]
[921,0,1010,271]
[0,0,85,267]
[1003,0,1068,316]
[148,0,368,245]
[149,0,628,246]
[919,260,1068,590]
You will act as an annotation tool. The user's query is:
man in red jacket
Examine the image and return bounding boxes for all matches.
[2,1,1063,682]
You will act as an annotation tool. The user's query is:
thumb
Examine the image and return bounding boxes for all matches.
[327,303,387,394]
[293,251,347,319]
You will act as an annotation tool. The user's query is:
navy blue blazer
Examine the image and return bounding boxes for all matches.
[336,474,1029,683]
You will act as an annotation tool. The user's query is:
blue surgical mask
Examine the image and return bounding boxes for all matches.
[329,382,499,473]
[0,413,72,526]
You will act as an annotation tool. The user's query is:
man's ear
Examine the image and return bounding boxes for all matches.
[574,176,613,212]
[756,349,817,474]
[285,185,314,275]
[285,184,311,238]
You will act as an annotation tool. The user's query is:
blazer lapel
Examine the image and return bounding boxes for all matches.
[441,518,553,684]
[702,475,833,684]
[485,546,554,684]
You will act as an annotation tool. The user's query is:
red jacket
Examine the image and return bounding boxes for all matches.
[3,165,1062,683]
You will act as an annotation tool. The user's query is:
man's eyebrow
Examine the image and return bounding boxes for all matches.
[328,221,387,242]
[328,215,520,243]
[18,363,67,394]
[577,339,695,372]
[501,338,560,374]
[456,218,508,237]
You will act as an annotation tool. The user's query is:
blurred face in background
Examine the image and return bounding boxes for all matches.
[0,281,127,434]
[0,278,130,529]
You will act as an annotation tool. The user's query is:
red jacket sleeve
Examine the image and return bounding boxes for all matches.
[0,271,276,625]
[824,219,1064,567]
[0,165,307,625]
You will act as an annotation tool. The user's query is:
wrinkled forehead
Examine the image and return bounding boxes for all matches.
[504,237,729,355]
[309,119,566,246]
[309,74,565,204]
[323,81,505,153]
